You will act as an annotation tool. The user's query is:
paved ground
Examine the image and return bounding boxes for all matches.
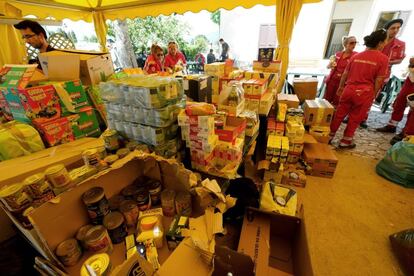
[331,106,408,160]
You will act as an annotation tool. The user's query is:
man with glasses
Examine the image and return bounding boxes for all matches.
[14,20,55,68]
[376,58,414,144]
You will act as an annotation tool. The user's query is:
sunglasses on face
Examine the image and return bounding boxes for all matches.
[22,34,37,39]
[157,53,164,57]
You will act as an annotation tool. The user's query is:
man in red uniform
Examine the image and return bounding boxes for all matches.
[164,41,186,72]
[360,19,406,128]
[376,58,414,144]
[330,30,388,148]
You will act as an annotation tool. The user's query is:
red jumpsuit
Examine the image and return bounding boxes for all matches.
[144,54,164,74]
[324,51,357,106]
[164,52,187,70]
[382,38,406,81]
[387,77,414,135]
[330,50,389,144]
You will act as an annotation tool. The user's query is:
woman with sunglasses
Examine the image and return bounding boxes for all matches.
[376,57,414,145]
[324,36,358,106]
[144,44,165,74]
[329,29,389,149]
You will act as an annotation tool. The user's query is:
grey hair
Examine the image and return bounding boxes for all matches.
[342,36,356,47]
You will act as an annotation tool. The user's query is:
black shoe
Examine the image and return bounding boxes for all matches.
[338,142,356,149]
[390,133,405,145]
[360,121,368,129]
[376,125,397,133]
[343,117,349,124]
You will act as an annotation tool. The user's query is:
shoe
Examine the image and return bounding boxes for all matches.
[390,132,405,145]
[343,117,348,124]
[376,125,397,133]
[338,143,356,149]
[360,121,368,129]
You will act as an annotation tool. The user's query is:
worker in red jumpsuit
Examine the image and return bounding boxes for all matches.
[360,19,406,128]
[329,30,388,149]
[324,36,358,106]
[144,44,165,74]
[376,57,414,144]
[164,41,187,72]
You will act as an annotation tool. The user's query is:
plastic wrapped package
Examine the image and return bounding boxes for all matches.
[129,123,178,146]
[122,105,134,122]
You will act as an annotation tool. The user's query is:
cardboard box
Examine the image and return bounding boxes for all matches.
[303,143,338,178]
[35,117,75,147]
[252,60,282,73]
[293,78,318,103]
[238,207,313,276]
[244,71,279,89]
[188,134,218,153]
[245,98,260,114]
[66,106,101,139]
[259,91,275,116]
[183,75,212,103]
[282,169,306,187]
[3,85,61,124]
[204,62,225,77]
[60,80,91,112]
[309,125,331,144]
[215,116,246,142]
[166,216,189,250]
[277,93,300,109]
[303,99,334,126]
[253,79,268,95]
[218,98,245,117]
[39,50,114,85]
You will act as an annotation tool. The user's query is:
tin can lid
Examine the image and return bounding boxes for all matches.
[103,129,117,137]
[23,206,35,217]
[76,224,94,241]
[103,211,124,230]
[0,183,23,198]
[108,195,125,210]
[126,141,138,150]
[55,238,79,257]
[82,187,105,205]
[23,173,45,186]
[83,149,98,156]
[116,148,130,157]
[119,200,137,213]
[85,225,107,242]
[45,164,66,176]
[147,180,161,192]
[80,253,110,276]
[121,185,142,197]
[136,191,149,203]
[104,155,119,164]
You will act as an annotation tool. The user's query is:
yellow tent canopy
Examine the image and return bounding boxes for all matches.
[7,0,321,21]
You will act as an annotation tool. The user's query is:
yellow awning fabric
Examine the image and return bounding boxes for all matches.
[0,2,27,67]
[7,0,321,21]
[92,11,108,52]
[275,0,303,93]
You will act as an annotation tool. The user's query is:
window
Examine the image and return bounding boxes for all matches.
[374,10,411,33]
[324,19,352,59]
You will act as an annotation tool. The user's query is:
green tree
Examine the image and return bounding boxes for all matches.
[210,10,221,25]
[181,35,209,60]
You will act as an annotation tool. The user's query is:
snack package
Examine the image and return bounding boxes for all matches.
[136,208,164,248]
[185,102,216,116]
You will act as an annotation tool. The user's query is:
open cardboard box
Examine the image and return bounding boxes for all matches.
[26,151,199,274]
[238,207,314,276]
[215,116,246,142]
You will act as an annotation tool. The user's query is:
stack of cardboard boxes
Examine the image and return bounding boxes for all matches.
[303,99,335,143]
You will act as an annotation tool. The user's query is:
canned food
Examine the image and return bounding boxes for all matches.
[55,238,82,267]
[45,164,71,189]
[82,187,110,225]
[97,146,107,160]
[31,190,55,207]
[103,212,128,244]
[161,189,176,217]
[136,191,151,211]
[23,173,52,198]
[102,129,120,152]
[108,194,125,211]
[126,141,138,151]
[119,200,139,227]
[76,224,94,249]
[121,184,143,200]
[10,205,34,229]
[147,180,162,206]
[80,253,111,276]
[82,149,101,168]
[104,154,119,165]
[175,191,192,216]
[0,183,31,210]
[116,148,130,159]
[85,225,113,253]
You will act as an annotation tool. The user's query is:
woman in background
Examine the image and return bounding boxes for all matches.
[144,44,165,74]
[324,36,358,106]
[329,30,388,149]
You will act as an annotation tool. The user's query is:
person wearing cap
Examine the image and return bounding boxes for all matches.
[13,20,55,68]
[382,18,406,79]
[329,29,388,149]
[324,36,358,107]
[376,58,414,144]
[164,41,186,72]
